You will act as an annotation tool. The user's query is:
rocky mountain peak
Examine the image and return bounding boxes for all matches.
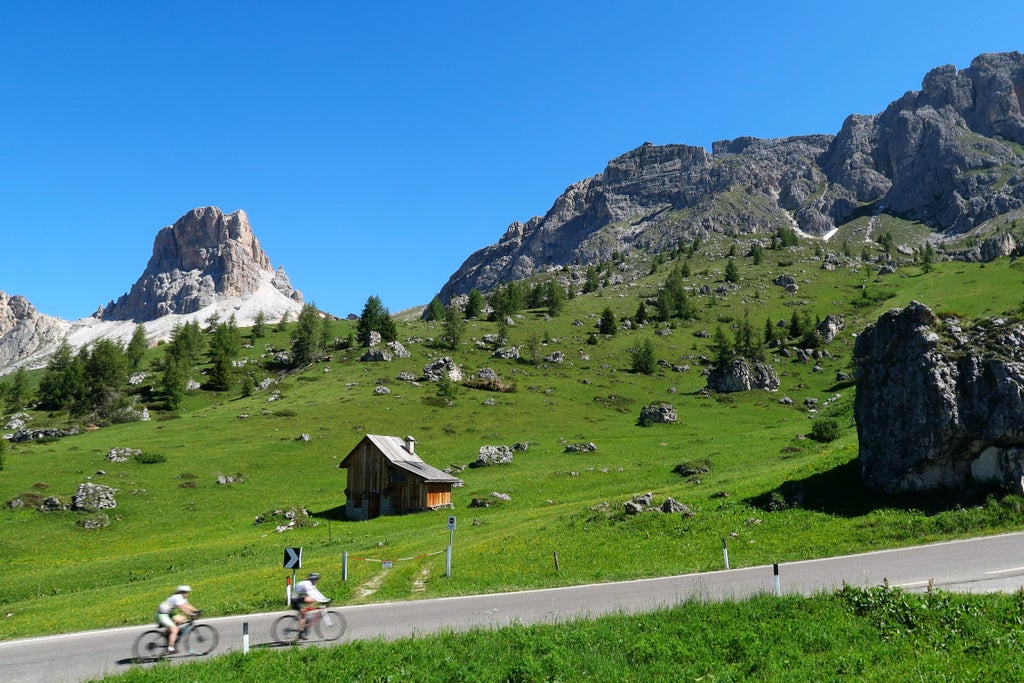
[100,207,302,322]
[437,51,1024,304]
[0,207,306,375]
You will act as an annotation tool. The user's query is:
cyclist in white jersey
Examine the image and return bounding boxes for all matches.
[290,573,330,638]
[156,585,198,653]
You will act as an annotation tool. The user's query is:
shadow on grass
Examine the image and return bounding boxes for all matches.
[310,504,349,522]
[745,458,997,517]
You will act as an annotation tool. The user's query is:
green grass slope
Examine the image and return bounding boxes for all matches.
[3,233,1024,641]
[97,589,1024,683]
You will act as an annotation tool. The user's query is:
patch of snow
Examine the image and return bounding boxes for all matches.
[11,278,304,373]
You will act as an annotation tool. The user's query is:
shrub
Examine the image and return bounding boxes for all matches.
[134,452,167,464]
[437,374,459,402]
[810,417,841,443]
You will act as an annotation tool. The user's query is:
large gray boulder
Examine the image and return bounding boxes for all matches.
[472,445,516,467]
[72,483,117,512]
[855,301,1024,494]
[423,357,462,382]
[706,359,780,393]
[639,402,678,424]
[816,313,845,344]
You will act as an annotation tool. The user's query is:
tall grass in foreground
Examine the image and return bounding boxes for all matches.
[98,587,1024,683]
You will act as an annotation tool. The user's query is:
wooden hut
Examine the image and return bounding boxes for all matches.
[338,434,462,520]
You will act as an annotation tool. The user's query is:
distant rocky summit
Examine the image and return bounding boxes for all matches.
[0,291,69,371]
[854,301,1024,495]
[0,206,304,374]
[438,51,1024,301]
[101,206,302,321]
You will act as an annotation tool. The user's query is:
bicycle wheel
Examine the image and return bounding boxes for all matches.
[271,613,301,643]
[184,623,219,655]
[133,629,168,661]
[315,610,345,641]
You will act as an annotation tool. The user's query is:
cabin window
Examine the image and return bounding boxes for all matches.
[389,473,408,484]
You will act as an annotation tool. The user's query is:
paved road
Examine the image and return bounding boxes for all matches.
[4,531,1024,682]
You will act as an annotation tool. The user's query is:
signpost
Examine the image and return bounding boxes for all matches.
[284,547,302,603]
[283,547,302,569]
[446,515,456,577]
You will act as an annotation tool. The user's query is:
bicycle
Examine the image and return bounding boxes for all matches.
[271,603,346,644]
[132,612,219,661]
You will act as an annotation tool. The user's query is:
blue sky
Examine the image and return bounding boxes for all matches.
[2,1,1021,320]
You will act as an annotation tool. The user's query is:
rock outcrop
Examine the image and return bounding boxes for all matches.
[639,402,678,424]
[854,301,1024,494]
[948,232,1021,263]
[71,483,117,512]
[437,51,1024,302]
[100,207,302,321]
[0,292,69,372]
[706,359,780,393]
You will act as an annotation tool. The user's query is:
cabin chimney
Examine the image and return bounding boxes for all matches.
[404,435,415,454]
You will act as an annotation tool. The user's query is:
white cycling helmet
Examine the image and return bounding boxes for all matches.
[177,585,192,593]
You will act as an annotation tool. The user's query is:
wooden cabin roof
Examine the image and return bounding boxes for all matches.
[338,434,462,484]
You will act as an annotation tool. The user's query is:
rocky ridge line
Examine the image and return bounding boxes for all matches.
[438,51,1024,303]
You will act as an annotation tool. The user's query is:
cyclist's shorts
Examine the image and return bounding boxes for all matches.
[157,612,175,628]
[289,596,306,610]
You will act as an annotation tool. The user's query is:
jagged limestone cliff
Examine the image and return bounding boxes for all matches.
[438,51,1024,303]
[0,207,305,374]
[101,206,302,322]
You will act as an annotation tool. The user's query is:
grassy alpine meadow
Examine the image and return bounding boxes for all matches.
[4,230,1024,646]
[95,588,1024,682]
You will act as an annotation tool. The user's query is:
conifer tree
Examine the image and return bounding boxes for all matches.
[38,342,86,412]
[291,304,328,366]
[598,307,617,335]
[545,281,566,316]
[725,258,740,283]
[465,289,484,319]
[125,324,148,371]
[208,315,243,389]
[441,305,465,350]
[161,353,187,409]
[711,325,734,368]
[82,338,130,419]
[488,282,524,321]
[583,264,601,294]
[629,338,656,375]
[251,311,267,339]
[4,366,31,413]
[424,297,444,322]
[357,295,396,346]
